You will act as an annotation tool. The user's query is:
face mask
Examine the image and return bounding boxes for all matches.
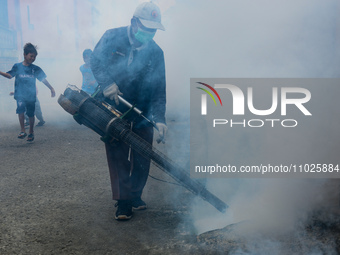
[134,28,156,44]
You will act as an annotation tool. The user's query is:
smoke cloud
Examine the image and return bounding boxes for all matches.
[162,0,340,252]
[1,0,339,252]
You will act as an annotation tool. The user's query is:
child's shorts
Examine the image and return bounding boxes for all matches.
[16,99,35,117]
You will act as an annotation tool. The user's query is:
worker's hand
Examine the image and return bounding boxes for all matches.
[103,83,123,105]
[156,123,167,144]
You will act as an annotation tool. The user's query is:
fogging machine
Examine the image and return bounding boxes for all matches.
[58,85,228,213]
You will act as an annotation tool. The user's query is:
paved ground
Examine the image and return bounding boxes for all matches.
[0,111,207,254]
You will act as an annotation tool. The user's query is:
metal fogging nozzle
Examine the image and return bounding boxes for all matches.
[117,95,162,135]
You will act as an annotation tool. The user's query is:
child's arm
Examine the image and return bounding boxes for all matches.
[0,71,12,79]
[41,78,56,97]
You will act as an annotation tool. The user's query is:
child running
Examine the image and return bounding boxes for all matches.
[0,43,55,142]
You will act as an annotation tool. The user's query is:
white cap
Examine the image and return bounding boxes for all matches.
[133,2,165,31]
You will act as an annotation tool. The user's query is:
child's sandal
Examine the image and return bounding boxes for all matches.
[18,132,27,139]
[27,133,34,142]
